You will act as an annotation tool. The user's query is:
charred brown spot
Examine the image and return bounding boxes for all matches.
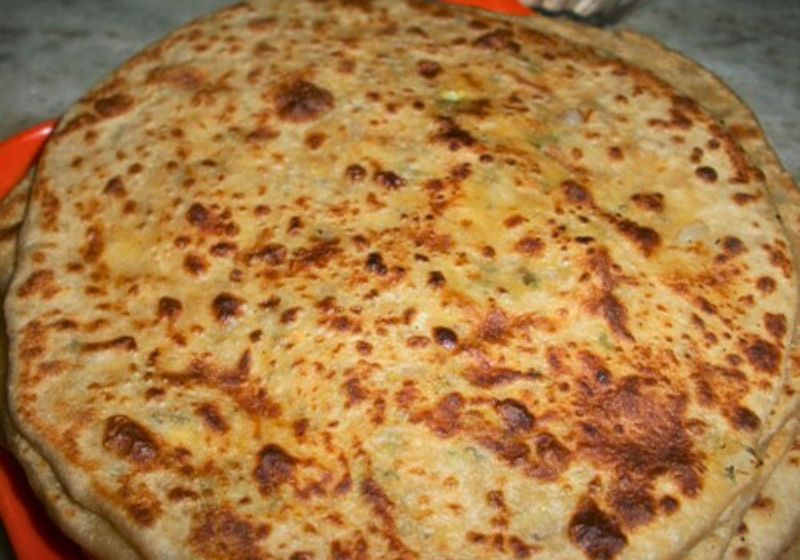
[729,406,760,432]
[280,307,300,324]
[630,192,664,213]
[254,444,296,494]
[433,117,476,151]
[374,170,406,190]
[764,312,787,340]
[330,538,368,560]
[568,498,627,560]
[186,203,210,228]
[508,536,537,559]
[287,216,303,233]
[103,176,126,197]
[495,399,535,432]
[593,293,633,341]
[722,236,745,256]
[189,508,264,560]
[734,192,761,205]
[562,180,593,205]
[103,415,159,465]
[246,127,279,142]
[355,340,373,355]
[195,403,229,433]
[213,292,245,324]
[125,492,163,527]
[417,59,442,78]
[415,229,454,253]
[745,338,781,374]
[478,309,509,344]
[304,132,327,150]
[361,478,394,524]
[167,487,199,502]
[83,336,137,352]
[158,297,182,321]
[607,146,623,161]
[695,166,718,183]
[515,236,545,256]
[183,254,208,275]
[421,392,464,437]
[608,486,657,529]
[82,225,105,262]
[275,80,334,122]
[695,296,717,315]
[345,163,367,182]
[473,29,520,53]
[366,252,388,276]
[292,419,309,440]
[17,270,59,299]
[752,495,774,511]
[504,214,527,228]
[612,218,660,257]
[94,93,134,117]
[765,243,792,279]
[450,162,472,181]
[432,326,459,350]
[290,240,341,271]
[577,375,705,514]
[406,335,430,348]
[428,270,446,288]
[530,432,571,479]
[660,496,679,514]
[210,242,237,257]
[482,436,531,467]
[343,377,368,407]
[247,243,287,266]
[465,366,538,388]
[147,65,206,90]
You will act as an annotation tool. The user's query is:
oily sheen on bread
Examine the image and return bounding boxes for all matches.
[3,1,800,559]
[536,19,800,560]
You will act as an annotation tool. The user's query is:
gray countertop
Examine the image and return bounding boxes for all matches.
[1,0,798,179]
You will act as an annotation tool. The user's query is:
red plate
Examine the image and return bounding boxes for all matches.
[0,120,89,560]
[0,2,533,558]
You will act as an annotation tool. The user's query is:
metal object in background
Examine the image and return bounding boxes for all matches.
[521,0,643,24]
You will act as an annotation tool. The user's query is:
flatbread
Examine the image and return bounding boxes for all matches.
[3,1,799,559]
[534,20,800,559]
[722,432,800,560]
[0,173,143,558]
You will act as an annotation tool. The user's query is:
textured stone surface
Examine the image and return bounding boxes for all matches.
[620,0,800,181]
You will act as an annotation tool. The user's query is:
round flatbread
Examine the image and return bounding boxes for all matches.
[4,1,799,559]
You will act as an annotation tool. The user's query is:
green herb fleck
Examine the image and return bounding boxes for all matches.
[381,469,400,482]
[519,267,539,288]
[598,333,614,351]
[465,446,485,462]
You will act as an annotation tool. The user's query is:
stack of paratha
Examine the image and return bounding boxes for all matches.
[2,1,799,558]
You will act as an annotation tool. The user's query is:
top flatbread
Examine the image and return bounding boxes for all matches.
[3,1,799,559]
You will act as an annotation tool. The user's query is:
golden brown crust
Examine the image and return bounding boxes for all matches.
[3,1,800,559]
[533,17,800,560]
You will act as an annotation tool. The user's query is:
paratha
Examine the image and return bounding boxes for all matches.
[0,174,143,558]
[535,20,800,560]
[3,1,800,559]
